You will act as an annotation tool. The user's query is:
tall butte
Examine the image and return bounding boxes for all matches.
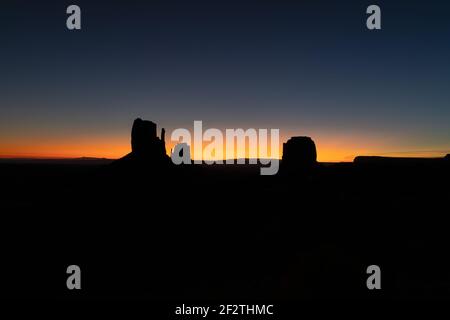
[281,136,317,173]
[115,118,170,166]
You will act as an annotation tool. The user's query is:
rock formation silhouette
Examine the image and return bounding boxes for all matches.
[282,136,317,171]
[114,118,170,166]
[354,155,448,166]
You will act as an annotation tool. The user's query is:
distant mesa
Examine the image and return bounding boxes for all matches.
[282,136,317,170]
[114,118,170,166]
[354,155,450,166]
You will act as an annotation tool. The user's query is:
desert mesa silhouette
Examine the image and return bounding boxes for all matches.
[114,118,171,166]
[0,117,449,300]
[112,118,449,170]
[113,117,322,171]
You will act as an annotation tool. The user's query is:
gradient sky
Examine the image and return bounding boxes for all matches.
[1,0,449,161]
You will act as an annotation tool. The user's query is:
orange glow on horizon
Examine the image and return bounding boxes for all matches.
[1,134,448,162]
[0,137,130,160]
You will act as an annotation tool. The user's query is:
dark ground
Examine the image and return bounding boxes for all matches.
[0,157,449,300]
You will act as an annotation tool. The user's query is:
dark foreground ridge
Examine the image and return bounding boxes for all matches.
[0,118,449,300]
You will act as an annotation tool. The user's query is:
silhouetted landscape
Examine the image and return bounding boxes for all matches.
[1,118,449,300]
[1,2,450,314]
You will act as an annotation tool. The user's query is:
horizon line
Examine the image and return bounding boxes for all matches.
[0,154,448,163]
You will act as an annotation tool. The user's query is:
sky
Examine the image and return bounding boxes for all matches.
[1,0,449,161]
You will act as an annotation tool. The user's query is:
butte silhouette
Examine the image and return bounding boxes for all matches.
[113,118,323,175]
[281,136,317,174]
[114,118,171,167]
